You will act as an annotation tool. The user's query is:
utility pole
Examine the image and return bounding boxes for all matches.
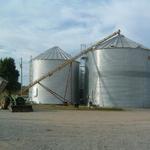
[29,56,33,84]
[20,57,23,96]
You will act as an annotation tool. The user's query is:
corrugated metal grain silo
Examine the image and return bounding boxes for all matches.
[79,56,87,104]
[30,46,79,104]
[86,33,150,108]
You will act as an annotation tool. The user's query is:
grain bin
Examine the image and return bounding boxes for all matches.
[30,46,79,104]
[79,56,87,104]
[86,33,150,108]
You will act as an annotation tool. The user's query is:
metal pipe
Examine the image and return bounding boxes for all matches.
[23,30,121,92]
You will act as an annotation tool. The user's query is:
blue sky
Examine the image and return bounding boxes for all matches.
[0,0,150,85]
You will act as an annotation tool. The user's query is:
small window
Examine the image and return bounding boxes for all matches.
[148,56,150,60]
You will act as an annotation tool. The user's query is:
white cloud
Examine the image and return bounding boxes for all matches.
[0,0,150,85]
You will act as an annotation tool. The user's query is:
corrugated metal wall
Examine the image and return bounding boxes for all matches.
[30,59,79,104]
[86,48,150,107]
[29,46,79,104]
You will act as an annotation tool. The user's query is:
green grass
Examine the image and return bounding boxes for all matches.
[33,104,123,111]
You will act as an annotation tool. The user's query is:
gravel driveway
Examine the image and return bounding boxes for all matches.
[0,109,150,150]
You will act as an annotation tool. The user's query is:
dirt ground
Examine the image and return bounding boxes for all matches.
[0,109,150,150]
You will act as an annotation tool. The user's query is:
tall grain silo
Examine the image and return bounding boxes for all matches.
[30,46,79,104]
[86,33,150,108]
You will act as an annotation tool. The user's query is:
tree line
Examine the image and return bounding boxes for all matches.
[0,57,21,95]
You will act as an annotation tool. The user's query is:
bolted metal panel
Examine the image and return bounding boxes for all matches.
[30,47,79,104]
[86,35,150,108]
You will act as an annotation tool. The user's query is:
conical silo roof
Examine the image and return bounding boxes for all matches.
[96,34,149,50]
[34,46,72,60]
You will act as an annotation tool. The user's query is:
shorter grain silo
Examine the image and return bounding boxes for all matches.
[30,46,79,104]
